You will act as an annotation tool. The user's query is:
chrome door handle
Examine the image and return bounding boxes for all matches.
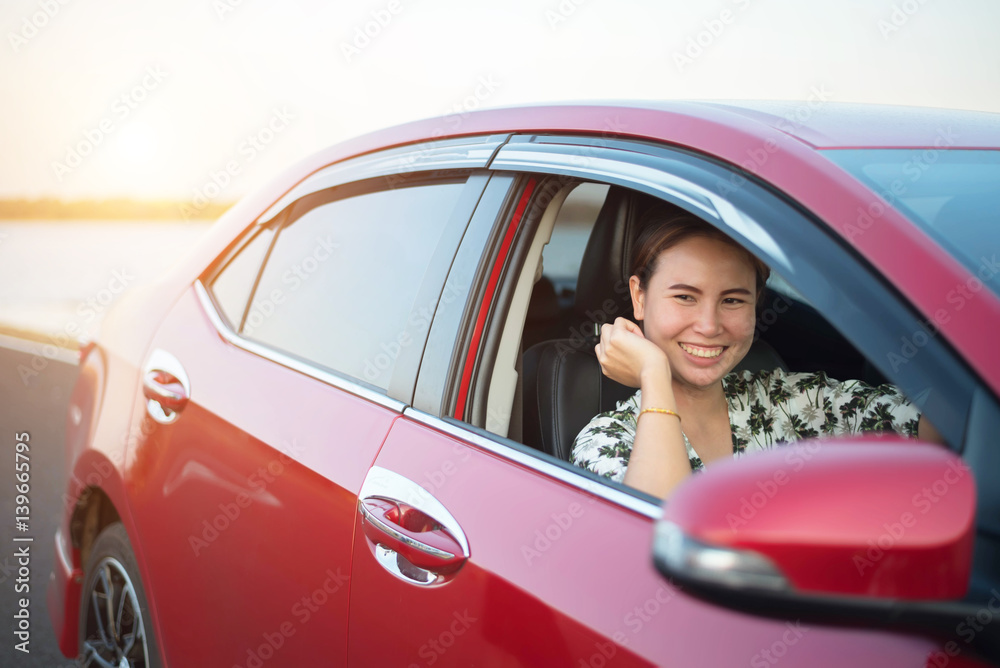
[358,466,470,586]
[143,371,187,408]
[142,349,191,424]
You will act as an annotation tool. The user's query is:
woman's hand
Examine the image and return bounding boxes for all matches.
[595,317,671,388]
[598,318,687,499]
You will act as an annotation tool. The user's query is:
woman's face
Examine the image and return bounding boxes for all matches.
[630,235,757,390]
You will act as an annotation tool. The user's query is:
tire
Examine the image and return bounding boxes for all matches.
[78,523,161,668]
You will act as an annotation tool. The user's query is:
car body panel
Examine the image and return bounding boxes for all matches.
[120,286,397,665]
[48,287,154,656]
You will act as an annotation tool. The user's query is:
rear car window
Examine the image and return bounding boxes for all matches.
[244,180,466,390]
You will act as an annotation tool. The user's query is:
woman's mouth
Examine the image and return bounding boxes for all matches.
[678,342,726,359]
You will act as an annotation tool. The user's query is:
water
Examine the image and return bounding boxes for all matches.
[0,220,213,340]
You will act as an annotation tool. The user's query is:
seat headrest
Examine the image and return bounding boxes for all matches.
[573,188,636,319]
[526,276,559,322]
[573,188,686,322]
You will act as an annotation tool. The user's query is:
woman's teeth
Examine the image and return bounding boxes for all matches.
[679,343,724,358]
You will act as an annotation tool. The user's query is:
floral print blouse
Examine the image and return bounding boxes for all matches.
[570,368,921,482]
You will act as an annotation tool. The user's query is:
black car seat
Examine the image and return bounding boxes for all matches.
[522,187,787,461]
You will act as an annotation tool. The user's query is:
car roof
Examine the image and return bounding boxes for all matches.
[330,100,1000,164]
[265,101,999,200]
[650,100,1000,149]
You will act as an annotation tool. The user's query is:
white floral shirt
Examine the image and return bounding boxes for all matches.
[570,368,921,482]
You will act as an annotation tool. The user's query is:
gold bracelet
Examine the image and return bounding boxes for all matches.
[639,407,681,422]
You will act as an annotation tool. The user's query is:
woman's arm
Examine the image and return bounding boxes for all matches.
[918,413,946,445]
[596,318,690,499]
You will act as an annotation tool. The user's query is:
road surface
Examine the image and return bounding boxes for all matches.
[1,333,83,666]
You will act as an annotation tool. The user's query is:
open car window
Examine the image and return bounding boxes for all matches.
[476,180,934,466]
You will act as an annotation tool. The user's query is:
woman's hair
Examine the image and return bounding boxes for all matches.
[629,208,771,306]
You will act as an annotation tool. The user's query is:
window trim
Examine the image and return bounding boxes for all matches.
[489,138,795,275]
[404,406,662,520]
[199,214,281,332]
[256,134,511,226]
[454,177,537,422]
[412,173,521,416]
[483,180,576,438]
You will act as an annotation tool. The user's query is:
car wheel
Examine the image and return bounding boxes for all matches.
[78,523,160,668]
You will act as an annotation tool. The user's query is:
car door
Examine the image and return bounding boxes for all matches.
[346,138,994,665]
[346,175,675,666]
[122,138,495,666]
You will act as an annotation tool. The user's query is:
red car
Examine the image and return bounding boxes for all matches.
[49,101,1000,666]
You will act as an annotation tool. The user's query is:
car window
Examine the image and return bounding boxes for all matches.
[823,149,1000,299]
[243,179,467,390]
[209,227,273,330]
[455,174,972,482]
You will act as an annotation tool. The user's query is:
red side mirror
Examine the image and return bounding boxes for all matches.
[655,439,975,600]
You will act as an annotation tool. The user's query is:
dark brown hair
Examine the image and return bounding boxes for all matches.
[629,211,770,306]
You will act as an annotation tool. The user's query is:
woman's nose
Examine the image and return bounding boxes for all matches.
[692,305,723,336]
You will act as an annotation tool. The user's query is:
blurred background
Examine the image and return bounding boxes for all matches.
[5,0,1000,202]
[0,1,998,662]
[3,0,998,333]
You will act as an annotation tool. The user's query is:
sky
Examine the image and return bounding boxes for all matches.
[2,0,998,201]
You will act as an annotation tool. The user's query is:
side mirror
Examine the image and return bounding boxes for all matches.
[653,440,996,658]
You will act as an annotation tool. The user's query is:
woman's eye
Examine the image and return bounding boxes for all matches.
[673,294,693,302]
[723,298,746,305]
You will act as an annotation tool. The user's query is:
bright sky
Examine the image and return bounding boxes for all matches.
[2,0,998,200]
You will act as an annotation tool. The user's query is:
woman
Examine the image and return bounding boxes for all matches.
[570,212,939,499]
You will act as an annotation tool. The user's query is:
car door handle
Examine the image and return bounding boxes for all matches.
[359,498,465,570]
[142,349,191,424]
[358,466,470,586]
[143,371,188,409]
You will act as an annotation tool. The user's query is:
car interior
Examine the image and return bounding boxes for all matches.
[478,179,897,464]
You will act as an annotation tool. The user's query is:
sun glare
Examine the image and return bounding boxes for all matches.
[110,121,158,166]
